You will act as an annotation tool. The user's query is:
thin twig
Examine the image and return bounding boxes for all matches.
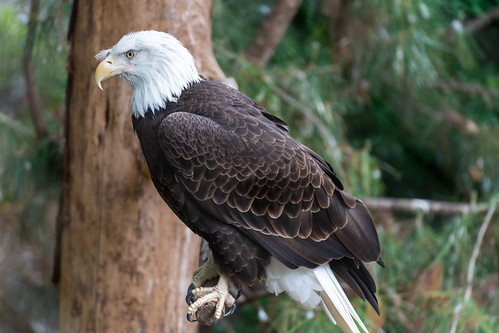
[431,80,499,101]
[415,105,478,135]
[465,202,496,300]
[0,111,36,139]
[448,201,496,333]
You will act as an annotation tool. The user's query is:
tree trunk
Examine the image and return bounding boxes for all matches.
[58,1,224,332]
[245,0,303,66]
[23,0,48,139]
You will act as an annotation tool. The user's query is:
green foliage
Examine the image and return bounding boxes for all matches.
[0,1,66,236]
[263,295,341,333]
[329,0,499,200]
[0,5,26,101]
[456,0,499,15]
[211,0,499,332]
[379,213,499,332]
[31,0,71,109]
[0,2,68,332]
[1,0,497,332]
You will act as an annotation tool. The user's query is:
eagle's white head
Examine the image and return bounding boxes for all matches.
[95,31,201,118]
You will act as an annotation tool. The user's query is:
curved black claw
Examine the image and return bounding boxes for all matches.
[235,289,242,300]
[225,302,237,317]
[186,283,196,305]
[187,312,197,323]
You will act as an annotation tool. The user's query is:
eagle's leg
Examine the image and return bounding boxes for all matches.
[185,254,237,324]
[192,254,219,287]
[186,254,219,304]
[187,274,236,324]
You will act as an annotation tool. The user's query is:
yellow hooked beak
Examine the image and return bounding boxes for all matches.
[95,55,130,90]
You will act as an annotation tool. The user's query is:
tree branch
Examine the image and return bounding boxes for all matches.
[363,197,491,215]
[23,0,48,139]
[245,0,303,66]
[465,5,499,34]
[415,104,478,135]
[431,79,499,101]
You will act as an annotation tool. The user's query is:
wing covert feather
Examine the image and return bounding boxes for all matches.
[157,96,380,269]
[133,79,381,311]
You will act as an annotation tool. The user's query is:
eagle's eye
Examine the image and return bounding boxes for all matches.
[126,50,135,59]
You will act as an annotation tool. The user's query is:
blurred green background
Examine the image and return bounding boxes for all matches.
[1,0,498,332]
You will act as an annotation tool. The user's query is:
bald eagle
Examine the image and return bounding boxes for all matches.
[95,31,383,332]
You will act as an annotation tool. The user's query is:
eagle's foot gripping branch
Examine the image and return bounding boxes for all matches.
[186,275,237,325]
[185,255,238,325]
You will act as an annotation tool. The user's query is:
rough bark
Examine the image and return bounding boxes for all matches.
[58,1,224,332]
[245,0,303,66]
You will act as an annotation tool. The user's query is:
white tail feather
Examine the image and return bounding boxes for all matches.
[314,265,369,333]
[265,258,370,332]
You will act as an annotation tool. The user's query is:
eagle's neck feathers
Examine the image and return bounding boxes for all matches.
[130,55,201,118]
